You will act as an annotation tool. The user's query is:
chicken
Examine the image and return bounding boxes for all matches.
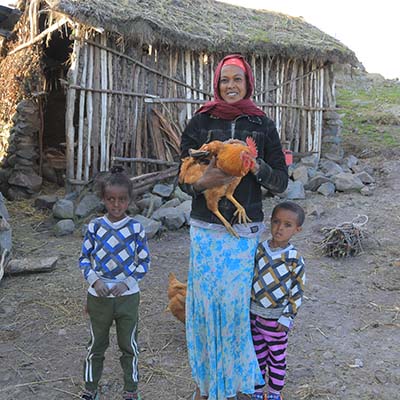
[167,272,187,323]
[179,137,258,238]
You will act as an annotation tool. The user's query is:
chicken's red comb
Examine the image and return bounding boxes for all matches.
[246,136,258,157]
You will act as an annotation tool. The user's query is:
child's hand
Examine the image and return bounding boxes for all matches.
[110,282,129,297]
[276,323,289,332]
[93,280,109,297]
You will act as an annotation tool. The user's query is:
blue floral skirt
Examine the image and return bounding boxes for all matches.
[186,226,264,399]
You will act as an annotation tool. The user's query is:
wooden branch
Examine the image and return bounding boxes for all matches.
[131,166,179,197]
[113,157,179,167]
[68,84,159,98]
[81,38,212,97]
[144,97,207,104]
[9,17,68,55]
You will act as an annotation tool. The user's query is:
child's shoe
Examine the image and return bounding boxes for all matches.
[251,392,265,400]
[122,391,141,400]
[81,389,99,400]
[267,393,282,400]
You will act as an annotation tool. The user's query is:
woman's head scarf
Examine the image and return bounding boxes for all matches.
[196,54,265,119]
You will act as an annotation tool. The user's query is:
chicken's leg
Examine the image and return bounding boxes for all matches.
[226,194,252,225]
[225,180,252,225]
[204,191,239,238]
[211,208,240,238]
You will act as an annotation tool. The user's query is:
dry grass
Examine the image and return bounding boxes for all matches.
[46,0,357,64]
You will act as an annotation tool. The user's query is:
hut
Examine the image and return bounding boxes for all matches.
[0,0,359,199]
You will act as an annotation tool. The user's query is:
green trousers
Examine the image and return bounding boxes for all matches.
[84,292,140,392]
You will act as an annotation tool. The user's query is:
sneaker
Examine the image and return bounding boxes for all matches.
[267,394,282,400]
[251,393,265,400]
[122,391,141,400]
[81,390,99,400]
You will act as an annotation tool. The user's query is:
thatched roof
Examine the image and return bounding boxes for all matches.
[44,0,358,65]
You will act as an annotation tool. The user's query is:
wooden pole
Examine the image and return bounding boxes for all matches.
[100,34,108,171]
[84,43,94,181]
[65,26,81,187]
[76,40,88,180]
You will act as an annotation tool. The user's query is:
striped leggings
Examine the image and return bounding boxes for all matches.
[250,313,288,393]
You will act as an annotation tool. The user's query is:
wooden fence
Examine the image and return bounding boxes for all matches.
[65,27,335,183]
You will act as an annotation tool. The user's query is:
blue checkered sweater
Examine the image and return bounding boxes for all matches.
[79,216,150,294]
[251,239,305,329]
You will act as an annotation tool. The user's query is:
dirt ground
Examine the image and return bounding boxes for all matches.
[0,155,399,400]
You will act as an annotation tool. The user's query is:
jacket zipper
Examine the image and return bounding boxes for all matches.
[231,115,245,139]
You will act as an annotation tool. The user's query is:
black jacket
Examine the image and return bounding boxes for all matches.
[179,113,288,225]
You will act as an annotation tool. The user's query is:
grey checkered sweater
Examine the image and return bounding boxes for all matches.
[251,239,305,329]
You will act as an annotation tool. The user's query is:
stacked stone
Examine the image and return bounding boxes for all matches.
[322,111,344,157]
[0,99,42,200]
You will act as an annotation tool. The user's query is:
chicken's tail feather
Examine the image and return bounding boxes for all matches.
[246,136,258,157]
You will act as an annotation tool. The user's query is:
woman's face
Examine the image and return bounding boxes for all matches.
[218,65,247,104]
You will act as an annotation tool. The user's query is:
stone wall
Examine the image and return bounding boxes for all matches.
[0,99,42,200]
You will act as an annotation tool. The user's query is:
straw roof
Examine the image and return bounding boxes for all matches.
[45,0,358,65]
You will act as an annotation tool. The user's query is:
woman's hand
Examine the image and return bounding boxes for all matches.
[193,156,234,192]
[93,280,109,297]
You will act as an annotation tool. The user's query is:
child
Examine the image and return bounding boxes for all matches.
[250,201,305,400]
[78,166,150,400]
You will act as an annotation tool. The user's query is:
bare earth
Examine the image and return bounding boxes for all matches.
[0,156,399,400]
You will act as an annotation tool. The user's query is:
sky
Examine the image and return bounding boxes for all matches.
[218,0,400,80]
[1,0,399,79]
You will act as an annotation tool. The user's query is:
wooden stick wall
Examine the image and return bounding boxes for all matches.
[65,28,334,183]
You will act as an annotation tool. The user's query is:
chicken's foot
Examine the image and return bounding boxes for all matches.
[227,195,252,225]
[212,209,240,238]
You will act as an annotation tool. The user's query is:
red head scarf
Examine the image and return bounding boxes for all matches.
[196,54,265,119]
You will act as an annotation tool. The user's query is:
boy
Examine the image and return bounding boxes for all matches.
[250,201,306,400]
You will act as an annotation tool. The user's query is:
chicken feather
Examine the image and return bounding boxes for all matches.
[179,137,257,237]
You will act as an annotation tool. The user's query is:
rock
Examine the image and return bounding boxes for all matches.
[151,207,186,230]
[304,175,332,191]
[319,160,344,177]
[34,195,58,210]
[175,200,192,224]
[285,180,306,200]
[53,219,75,236]
[173,186,191,202]
[324,153,343,162]
[160,198,181,209]
[8,170,42,192]
[300,154,319,168]
[132,214,162,239]
[127,202,140,216]
[292,165,309,185]
[317,182,336,196]
[333,172,364,192]
[7,186,30,200]
[75,193,102,218]
[343,155,359,169]
[0,192,12,254]
[355,171,375,184]
[53,199,75,220]
[152,183,174,198]
[136,194,163,211]
[360,185,375,196]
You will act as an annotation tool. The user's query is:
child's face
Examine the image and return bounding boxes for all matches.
[103,184,130,222]
[270,208,302,248]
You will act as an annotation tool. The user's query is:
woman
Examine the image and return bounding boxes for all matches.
[180,54,288,400]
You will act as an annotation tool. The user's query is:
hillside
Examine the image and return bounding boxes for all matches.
[335,66,400,158]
